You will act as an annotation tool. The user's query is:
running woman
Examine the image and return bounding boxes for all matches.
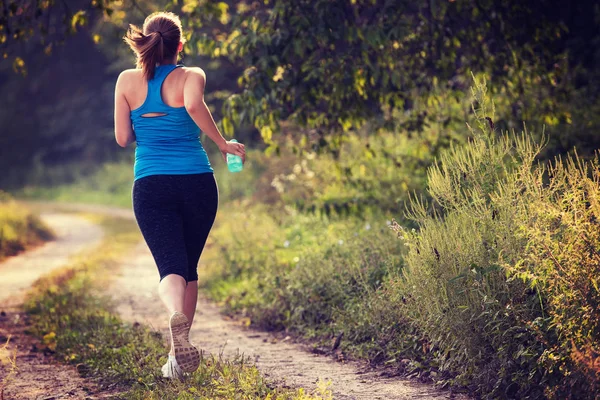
[114,11,246,379]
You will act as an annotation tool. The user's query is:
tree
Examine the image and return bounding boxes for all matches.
[181,0,599,151]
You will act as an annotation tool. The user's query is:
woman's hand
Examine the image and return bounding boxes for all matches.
[219,140,246,163]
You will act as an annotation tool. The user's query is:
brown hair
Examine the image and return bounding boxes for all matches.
[124,12,185,81]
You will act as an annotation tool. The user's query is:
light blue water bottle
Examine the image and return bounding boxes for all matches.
[226,139,243,172]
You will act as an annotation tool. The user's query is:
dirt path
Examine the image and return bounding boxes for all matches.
[9,204,467,399]
[112,241,468,400]
[0,213,112,400]
[0,213,103,304]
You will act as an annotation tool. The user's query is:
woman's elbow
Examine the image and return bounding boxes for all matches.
[115,132,131,147]
[185,100,203,115]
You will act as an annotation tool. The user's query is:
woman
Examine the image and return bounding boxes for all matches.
[114,11,245,379]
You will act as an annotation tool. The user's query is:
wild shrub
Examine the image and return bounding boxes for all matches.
[395,76,600,398]
[504,152,600,398]
[268,117,453,216]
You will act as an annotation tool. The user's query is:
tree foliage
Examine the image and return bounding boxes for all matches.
[0,0,106,72]
[1,0,599,188]
[179,0,600,149]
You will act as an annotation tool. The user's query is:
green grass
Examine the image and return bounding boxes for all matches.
[0,192,54,260]
[18,163,135,208]
[17,149,265,209]
[200,201,436,377]
[22,213,332,399]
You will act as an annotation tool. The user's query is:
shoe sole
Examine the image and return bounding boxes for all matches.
[169,312,200,373]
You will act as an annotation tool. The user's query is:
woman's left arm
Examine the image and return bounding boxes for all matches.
[114,71,136,147]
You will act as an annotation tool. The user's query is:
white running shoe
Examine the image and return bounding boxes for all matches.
[161,354,184,380]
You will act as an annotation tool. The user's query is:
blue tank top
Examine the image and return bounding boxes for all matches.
[130,64,213,181]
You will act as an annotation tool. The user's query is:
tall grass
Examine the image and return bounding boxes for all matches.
[392,76,600,398]
[0,192,54,260]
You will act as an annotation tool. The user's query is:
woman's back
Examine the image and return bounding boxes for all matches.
[123,64,213,180]
[114,10,244,179]
[122,64,187,111]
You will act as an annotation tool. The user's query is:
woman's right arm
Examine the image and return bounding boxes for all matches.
[183,67,245,162]
[114,70,136,147]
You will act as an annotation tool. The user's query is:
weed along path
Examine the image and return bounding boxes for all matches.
[112,243,466,400]
[0,213,110,399]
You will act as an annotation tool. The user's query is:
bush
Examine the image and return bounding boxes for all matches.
[205,77,600,398]
[394,77,600,398]
[507,153,600,398]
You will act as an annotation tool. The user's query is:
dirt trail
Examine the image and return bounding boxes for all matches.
[0,213,103,304]
[8,204,467,399]
[0,213,111,400]
[112,241,467,400]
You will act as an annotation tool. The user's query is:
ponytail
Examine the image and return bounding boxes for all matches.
[123,12,184,81]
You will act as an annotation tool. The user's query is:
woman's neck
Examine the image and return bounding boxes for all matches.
[157,58,177,66]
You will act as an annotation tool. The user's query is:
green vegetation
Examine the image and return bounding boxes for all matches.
[394,80,600,398]
[193,1,600,152]
[198,82,600,399]
[23,214,332,399]
[17,76,600,398]
[201,203,412,352]
[0,192,54,261]
[4,0,600,398]
[19,163,135,208]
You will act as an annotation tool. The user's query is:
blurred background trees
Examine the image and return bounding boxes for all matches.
[1,0,599,190]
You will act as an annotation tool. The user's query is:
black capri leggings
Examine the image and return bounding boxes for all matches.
[132,173,218,282]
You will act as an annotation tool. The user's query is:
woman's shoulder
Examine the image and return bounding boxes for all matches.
[180,66,206,78]
[117,68,142,81]
[115,68,143,93]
